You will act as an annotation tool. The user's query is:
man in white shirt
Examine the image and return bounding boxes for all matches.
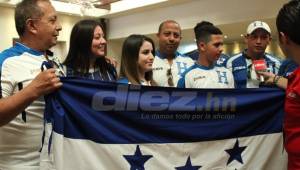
[177,21,234,88]
[0,0,62,169]
[152,20,194,87]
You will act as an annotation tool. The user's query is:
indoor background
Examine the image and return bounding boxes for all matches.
[0,0,288,66]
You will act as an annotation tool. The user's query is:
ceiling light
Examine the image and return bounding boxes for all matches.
[6,0,20,4]
[52,0,111,16]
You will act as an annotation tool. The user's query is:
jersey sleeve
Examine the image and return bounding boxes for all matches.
[1,59,16,98]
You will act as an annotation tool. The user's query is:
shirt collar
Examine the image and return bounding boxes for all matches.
[155,50,181,59]
[242,49,266,60]
[15,42,45,56]
[195,62,215,70]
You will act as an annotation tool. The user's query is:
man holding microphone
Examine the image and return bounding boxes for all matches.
[225,21,281,88]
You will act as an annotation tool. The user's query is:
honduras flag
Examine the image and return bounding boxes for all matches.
[45,77,287,170]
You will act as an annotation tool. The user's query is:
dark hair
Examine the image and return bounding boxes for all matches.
[120,34,156,85]
[158,20,181,34]
[276,0,300,45]
[63,19,111,79]
[194,21,223,43]
[15,0,47,36]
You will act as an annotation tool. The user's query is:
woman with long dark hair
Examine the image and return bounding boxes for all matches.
[63,19,116,81]
[119,34,156,86]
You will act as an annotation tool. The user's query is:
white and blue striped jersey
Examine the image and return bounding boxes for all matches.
[177,63,234,88]
[152,51,194,87]
[0,43,57,170]
[225,51,281,88]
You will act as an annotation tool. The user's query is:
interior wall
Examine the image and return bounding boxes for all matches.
[106,0,288,62]
[0,0,287,63]
[0,6,18,51]
[107,40,122,72]
[108,0,288,40]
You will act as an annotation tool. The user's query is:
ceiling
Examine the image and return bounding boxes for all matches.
[0,0,194,17]
[52,0,120,10]
[0,0,281,44]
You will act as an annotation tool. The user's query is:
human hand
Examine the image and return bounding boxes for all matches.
[28,68,62,98]
[259,71,276,85]
[105,56,118,68]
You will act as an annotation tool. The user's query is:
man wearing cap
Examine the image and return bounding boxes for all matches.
[225,21,281,88]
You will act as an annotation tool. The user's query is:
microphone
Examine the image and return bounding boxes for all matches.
[253,59,267,82]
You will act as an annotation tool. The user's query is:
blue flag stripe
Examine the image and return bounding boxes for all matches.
[45,77,284,144]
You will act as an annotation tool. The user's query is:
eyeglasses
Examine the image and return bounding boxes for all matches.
[167,68,174,87]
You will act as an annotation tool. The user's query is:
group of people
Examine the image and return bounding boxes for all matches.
[0,0,300,169]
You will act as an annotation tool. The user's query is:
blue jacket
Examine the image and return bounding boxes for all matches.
[225,51,281,88]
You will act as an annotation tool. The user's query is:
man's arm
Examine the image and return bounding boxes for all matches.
[0,68,62,126]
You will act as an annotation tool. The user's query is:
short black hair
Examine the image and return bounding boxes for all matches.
[276,0,300,45]
[158,20,181,34]
[194,21,222,43]
[15,0,47,36]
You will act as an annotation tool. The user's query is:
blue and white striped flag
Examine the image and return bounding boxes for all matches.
[45,77,287,170]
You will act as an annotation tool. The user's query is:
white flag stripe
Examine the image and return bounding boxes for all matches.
[52,132,287,170]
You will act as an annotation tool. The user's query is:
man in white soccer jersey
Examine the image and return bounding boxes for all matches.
[0,0,62,169]
[225,21,281,88]
[152,20,194,87]
[177,21,234,88]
